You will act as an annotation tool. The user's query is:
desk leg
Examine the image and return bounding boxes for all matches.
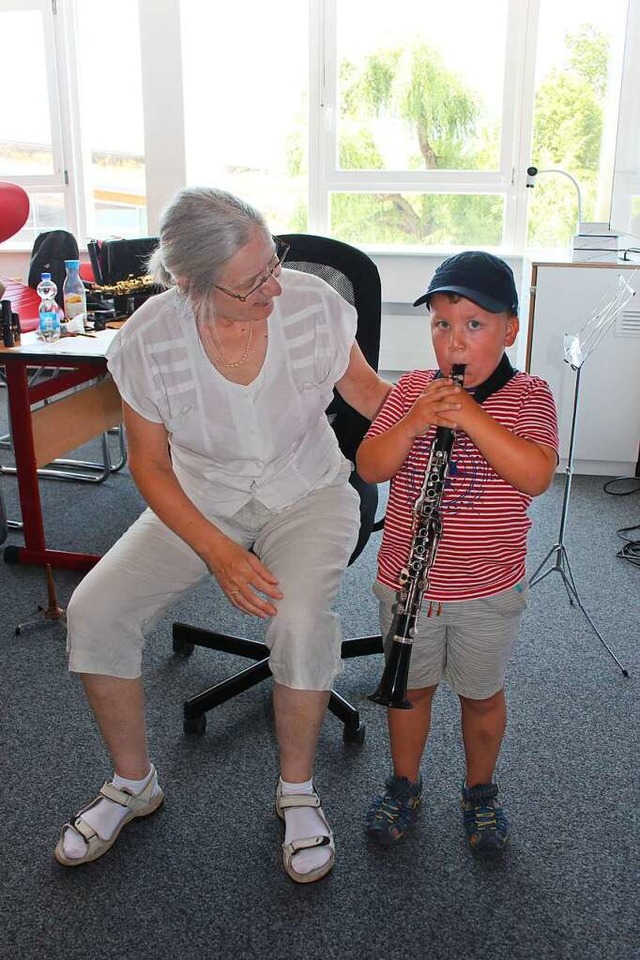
[2,363,100,572]
[4,362,45,555]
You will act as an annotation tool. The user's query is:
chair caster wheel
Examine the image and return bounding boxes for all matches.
[173,636,195,656]
[184,713,206,735]
[343,721,366,745]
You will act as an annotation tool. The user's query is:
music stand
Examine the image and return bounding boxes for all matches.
[529,272,636,676]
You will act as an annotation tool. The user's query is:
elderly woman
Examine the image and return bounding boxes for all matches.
[54,186,391,883]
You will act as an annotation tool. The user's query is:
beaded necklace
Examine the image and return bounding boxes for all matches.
[201,318,254,368]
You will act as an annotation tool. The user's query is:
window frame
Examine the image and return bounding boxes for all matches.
[310,0,542,251]
[0,0,86,244]
[1,0,632,256]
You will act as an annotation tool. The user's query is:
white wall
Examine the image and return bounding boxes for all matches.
[372,253,528,374]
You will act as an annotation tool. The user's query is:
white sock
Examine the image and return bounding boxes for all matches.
[63,767,160,860]
[280,777,332,876]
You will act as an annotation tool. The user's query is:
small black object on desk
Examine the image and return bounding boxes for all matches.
[1,299,14,347]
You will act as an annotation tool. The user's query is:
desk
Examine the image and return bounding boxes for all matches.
[0,329,122,570]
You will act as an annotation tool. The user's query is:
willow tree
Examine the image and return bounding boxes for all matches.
[332,43,502,245]
[340,43,479,170]
[529,24,610,248]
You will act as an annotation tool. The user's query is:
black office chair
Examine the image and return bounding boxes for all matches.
[172,234,384,742]
[0,480,7,547]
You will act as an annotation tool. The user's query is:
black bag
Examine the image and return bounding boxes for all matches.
[28,230,80,308]
[98,237,159,284]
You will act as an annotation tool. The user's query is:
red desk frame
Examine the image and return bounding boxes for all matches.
[1,330,121,571]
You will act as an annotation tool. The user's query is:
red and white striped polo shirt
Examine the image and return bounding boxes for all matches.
[366,368,559,601]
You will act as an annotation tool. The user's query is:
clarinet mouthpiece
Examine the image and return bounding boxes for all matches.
[451,363,466,385]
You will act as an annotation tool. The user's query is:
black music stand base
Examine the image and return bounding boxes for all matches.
[529,544,629,676]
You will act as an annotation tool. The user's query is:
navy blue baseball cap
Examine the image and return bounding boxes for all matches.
[413,251,518,315]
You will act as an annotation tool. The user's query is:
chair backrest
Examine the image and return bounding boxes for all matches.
[0,479,7,547]
[27,230,80,308]
[280,233,382,563]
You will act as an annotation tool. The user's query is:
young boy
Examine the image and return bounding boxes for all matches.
[357,251,558,856]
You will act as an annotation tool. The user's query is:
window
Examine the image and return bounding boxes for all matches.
[0,0,66,245]
[0,0,145,248]
[526,0,629,252]
[75,0,147,239]
[180,0,309,234]
[317,0,511,248]
[330,193,505,247]
[0,0,632,256]
[335,4,507,174]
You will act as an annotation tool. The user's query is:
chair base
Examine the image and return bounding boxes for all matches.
[172,622,382,743]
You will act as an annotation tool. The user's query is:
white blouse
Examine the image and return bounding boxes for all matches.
[106,268,358,517]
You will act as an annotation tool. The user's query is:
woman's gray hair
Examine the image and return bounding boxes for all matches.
[147,186,268,309]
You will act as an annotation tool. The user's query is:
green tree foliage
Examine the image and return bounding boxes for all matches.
[567,24,609,99]
[339,43,480,170]
[286,24,612,250]
[332,193,503,247]
[528,24,610,249]
[332,42,500,245]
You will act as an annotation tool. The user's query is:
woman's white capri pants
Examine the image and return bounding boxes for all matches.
[66,478,360,691]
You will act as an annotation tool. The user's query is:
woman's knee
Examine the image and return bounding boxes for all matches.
[266,604,342,690]
[67,565,144,636]
[67,572,114,634]
[66,569,148,677]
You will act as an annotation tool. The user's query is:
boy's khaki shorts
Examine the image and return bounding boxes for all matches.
[373,579,529,699]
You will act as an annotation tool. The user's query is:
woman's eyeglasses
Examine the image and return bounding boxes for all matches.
[214,236,290,302]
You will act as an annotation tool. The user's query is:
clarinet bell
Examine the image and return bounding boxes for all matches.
[368,640,413,709]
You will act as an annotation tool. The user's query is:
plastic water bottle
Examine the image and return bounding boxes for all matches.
[37,273,61,342]
[62,258,87,328]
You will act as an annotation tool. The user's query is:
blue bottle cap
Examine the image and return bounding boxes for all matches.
[65,259,80,268]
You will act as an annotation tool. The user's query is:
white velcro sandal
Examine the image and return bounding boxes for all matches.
[54,766,164,867]
[275,781,335,884]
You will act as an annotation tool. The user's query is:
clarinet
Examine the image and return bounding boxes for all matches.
[369,364,466,709]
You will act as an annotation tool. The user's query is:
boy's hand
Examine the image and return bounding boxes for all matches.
[405,377,464,437]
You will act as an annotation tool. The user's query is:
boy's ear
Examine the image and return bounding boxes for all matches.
[505,315,519,347]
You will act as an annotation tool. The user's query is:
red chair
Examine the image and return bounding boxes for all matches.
[0,277,40,333]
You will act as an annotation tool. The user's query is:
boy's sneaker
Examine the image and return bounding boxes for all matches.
[366,774,422,844]
[461,781,508,856]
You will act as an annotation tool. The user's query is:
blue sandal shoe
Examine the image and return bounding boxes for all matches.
[366,774,422,844]
[462,781,508,856]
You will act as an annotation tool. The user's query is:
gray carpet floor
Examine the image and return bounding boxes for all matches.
[0,421,638,960]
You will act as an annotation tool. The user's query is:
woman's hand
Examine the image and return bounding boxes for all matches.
[206,536,283,619]
[123,402,284,617]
